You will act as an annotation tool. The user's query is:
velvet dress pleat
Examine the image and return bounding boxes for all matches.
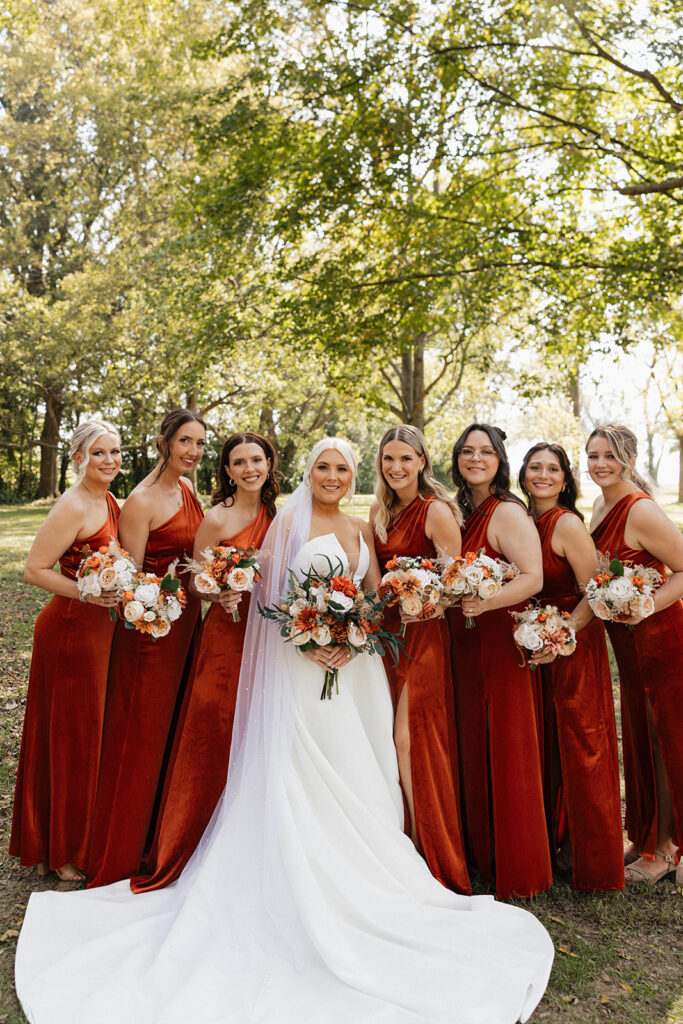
[10,492,121,871]
[86,480,203,888]
[374,495,470,895]
[131,504,273,892]
[448,495,552,898]
[592,491,683,858]
[535,506,624,890]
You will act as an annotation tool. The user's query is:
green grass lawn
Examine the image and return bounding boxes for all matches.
[1,501,682,1023]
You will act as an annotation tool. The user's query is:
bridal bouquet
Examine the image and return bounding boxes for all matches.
[511,604,576,665]
[259,557,404,699]
[118,561,187,639]
[76,537,137,616]
[440,549,519,628]
[186,545,262,622]
[585,554,662,623]
[378,556,443,635]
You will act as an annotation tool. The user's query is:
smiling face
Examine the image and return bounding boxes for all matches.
[309,449,353,506]
[523,449,565,506]
[228,442,271,496]
[75,432,122,487]
[457,429,500,491]
[586,434,627,489]
[380,440,425,500]
[164,420,206,475]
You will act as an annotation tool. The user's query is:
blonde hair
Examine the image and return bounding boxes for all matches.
[586,424,652,496]
[304,437,358,500]
[374,424,462,543]
[69,419,119,481]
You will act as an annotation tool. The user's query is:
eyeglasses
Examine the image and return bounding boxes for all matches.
[459,447,498,460]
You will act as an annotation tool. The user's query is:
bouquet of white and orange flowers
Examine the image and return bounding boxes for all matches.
[439,549,519,627]
[585,554,662,623]
[260,556,404,699]
[118,561,187,639]
[76,537,137,616]
[186,545,262,622]
[511,604,576,665]
[378,556,443,635]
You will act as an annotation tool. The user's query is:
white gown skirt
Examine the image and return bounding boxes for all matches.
[15,648,553,1024]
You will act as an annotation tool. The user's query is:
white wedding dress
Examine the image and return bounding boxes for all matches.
[15,505,553,1024]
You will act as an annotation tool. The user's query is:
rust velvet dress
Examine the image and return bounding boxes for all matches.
[131,504,273,893]
[86,480,203,888]
[374,495,470,895]
[535,506,624,890]
[592,491,683,859]
[10,492,121,871]
[448,496,552,899]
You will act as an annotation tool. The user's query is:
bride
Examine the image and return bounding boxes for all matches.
[15,438,553,1024]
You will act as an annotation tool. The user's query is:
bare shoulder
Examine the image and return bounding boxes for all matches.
[426,498,459,526]
[628,495,666,527]
[492,498,530,527]
[119,483,156,521]
[554,511,590,543]
[368,500,380,526]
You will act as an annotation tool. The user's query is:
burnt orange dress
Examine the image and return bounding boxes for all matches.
[374,495,470,895]
[86,480,203,888]
[592,491,683,858]
[535,506,623,890]
[448,495,552,898]
[10,492,120,871]
[131,505,273,892]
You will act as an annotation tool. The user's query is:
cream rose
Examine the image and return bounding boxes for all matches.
[98,566,118,590]
[514,624,544,651]
[165,598,182,622]
[292,628,312,646]
[150,619,171,639]
[461,564,485,586]
[401,594,423,617]
[347,623,366,648]
[607,576,635,602]
[446,574,468,596]
[329,591,354,613]
[79,574,102,598]
[289,598,308,618]
[228,566,255,592]
[591,599,611,620]
[195,572,221,595]
[134,581,161,605]
[635,594,655,619]
[477,577,500,600]
[312,623,332,646]
[123,600,145,623]
[143,610,156,622]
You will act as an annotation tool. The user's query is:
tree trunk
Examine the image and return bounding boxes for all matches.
[34,388,65,498]
[678,435,683,504]
[399,335,426,431]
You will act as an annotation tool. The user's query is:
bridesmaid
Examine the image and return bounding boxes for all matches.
[87,409,205,888]
[448,424,552,899]
[589,424,683,887]
[10,420,122,882]
[519,442,624,891]
[371,424,470,895]
[131,432,279,892]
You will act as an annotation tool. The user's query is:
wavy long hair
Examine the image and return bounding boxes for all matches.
[518,442,583,520]
[211,432,281,518]
[374,424,461,543]
[69,419,120,481]
[585,424,652,496]
[451,423,526,518]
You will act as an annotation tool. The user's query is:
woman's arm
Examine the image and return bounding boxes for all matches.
[360,520,381,590]
[554,514,599,632]
[117,492,152,569]
[626,499,683,616]
[189,509,241,612]
[425,500,461,559]
[462,502,543,618]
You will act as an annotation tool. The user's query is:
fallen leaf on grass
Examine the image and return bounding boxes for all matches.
[620,983,633,993]
[600,995,610,1005]
[0,929,19,942]
[616,950,631,960]
[561,995,579,1005]
[550,916,568,926]
[558,946,579,958]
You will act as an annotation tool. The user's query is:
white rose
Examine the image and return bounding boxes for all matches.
[477,577,500,600]
[289,598,308,618]
[194,572,221,595]
[79,574,102,598]
[134,581,161,605]
[165,598,182,622]
[608,576,635,602]
[98,566,118,590]
[150,619,171,639]
[143,610,156,622]
[514,623,544,652]
[462,564,485,586]
[328,591,354,613]
[347,623,366,648]
[401,594,423,617]
[292,628,312,646]
[447,574,468,596]
[228,566,255,592]
[123,600,145,623]
[312,623,332,646]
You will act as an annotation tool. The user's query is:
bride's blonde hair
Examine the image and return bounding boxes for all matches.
[374,425,461,543]
[303,437,358,500]
[586,424,652,496]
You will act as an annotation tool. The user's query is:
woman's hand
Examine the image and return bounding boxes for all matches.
[460,596,491,619]
[529,648,558,666]
[215,590,242,614]
[399,606,444,623]
[81,592,119,608]
[303,645,354,670]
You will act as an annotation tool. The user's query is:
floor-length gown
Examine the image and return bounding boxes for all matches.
[592,491,683,858]
[15,515,553,1024]
[86,479,203,888]
[131,504,272,892]
[448,496,552,899]
[534,507,623,890]
[10,492,120,872]
[374,495,470,894]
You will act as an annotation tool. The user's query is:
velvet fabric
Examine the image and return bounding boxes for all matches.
[447,495,552,898]
[86,481,203,888]
[374,495,470,895]
[131,505,273,892]
[535,506,624,890]
[10,493,121,871]
[592,491,683,858]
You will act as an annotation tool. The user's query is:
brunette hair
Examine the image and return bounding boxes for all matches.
[374,424,461,543]
[154,409,207,479]
[69,419,120,481]
[211,432,281,518]
[518,442,583,519]
[451,423,526,518]
[585,424,652,496]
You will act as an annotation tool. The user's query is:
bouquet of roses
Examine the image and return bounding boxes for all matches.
[186,545,262,622]
[118,560,187,639]
[378,556,443,636]
[439,549,519,628]
[76,537,137,617]
[259,556,404,699]
[511,604,576,666]
[585,553,662,623]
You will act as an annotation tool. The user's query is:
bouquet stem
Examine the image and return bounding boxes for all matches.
[231,608,241,623]
[320,668,339,700]
[109,607,118,622]
[399,622,406,637]
[465,615,475,629]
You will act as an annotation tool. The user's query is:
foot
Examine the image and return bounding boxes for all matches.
[55,863,85,882]
[36,862,49,877]
[625,849,677,886]
[623,842,640,865]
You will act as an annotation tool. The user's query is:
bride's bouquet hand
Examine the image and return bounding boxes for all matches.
[303,645,354,671]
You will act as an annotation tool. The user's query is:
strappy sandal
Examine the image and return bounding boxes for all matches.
[625,849,680,888]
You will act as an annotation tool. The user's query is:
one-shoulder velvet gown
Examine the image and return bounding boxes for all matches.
[374,494,470,895]
[131,504,273,892]
[592,491,683,858]
[10,492,120,872]
[86,480,203,888]
[534,506,624,891]
[448,496,552,899]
